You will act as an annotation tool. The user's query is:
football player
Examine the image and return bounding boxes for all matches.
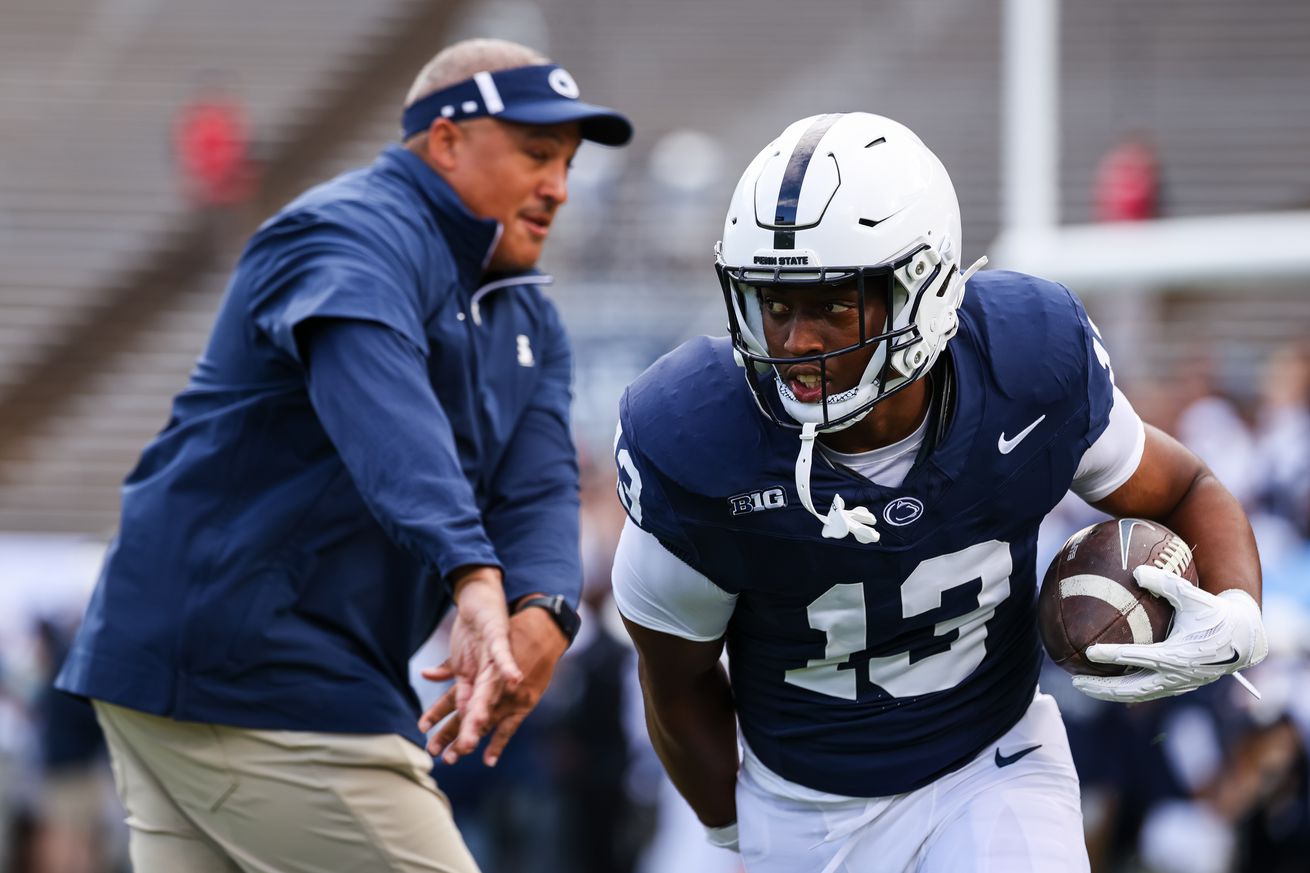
[611,113,1269,872]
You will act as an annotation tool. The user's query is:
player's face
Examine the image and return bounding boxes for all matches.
[758,281,887,404]
[440,118,581,272]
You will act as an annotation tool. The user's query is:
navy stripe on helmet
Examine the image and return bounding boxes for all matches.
[772,113,843,249]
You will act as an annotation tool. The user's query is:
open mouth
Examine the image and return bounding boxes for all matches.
[787,371,824,403]
[777,369,861,406]
[780,366,830,403]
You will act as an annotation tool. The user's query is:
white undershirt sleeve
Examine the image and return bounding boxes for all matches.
[611,518,737,642]
[1071,384,1147,503]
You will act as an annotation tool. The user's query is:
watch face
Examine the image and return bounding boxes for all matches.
[552,597,581,639]
[526,596,579,642]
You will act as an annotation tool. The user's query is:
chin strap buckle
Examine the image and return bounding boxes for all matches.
[794,423,880,544]
[819,494,881,543]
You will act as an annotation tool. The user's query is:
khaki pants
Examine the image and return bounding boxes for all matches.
[94,702,480,873]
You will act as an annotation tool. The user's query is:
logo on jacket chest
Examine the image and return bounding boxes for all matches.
[728,487,787,516]
[516,335,535,367]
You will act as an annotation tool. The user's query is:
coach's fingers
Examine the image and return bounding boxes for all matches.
[452,664,501,757]
[484,631,523,690]
[459,587,523,688]
[421,661,454,683]
[427,713,464,761]
[454,673,474,713]
[418,686,458,734]
[482,711,528,767]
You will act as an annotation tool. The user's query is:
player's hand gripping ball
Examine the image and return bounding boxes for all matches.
[1038,518,1196,676]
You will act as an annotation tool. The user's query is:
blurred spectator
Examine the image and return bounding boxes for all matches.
[1216,718,1308,873]
[641,129,726,272]
[1093,134,1164,222]
[1,663,31,873]
[438,703,560,873]
[30,620,114,873]
[1250,343,1310,540]
[172,72,258,250]
[543,464,650,873]
[173,73,256,208]
[1172,354,1257,507]
[543,144,628,275]
[545,598,642,873]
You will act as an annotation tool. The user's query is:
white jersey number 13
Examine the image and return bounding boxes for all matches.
[784,540,1013,699]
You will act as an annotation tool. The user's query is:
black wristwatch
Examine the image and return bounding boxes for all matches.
[514,594,581,645]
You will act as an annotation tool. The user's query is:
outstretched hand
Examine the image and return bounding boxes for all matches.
[420,598,569,767]
[1072,566,1267,703]
[419,567,523,764]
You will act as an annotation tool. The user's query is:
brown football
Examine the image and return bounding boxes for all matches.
[1038,518,1198,676]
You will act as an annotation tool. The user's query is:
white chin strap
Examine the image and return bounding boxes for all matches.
[962,255,989,283]
[795,422,880,544]
[781,254,992,547]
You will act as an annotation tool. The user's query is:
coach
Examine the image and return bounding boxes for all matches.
[56,38,632,872]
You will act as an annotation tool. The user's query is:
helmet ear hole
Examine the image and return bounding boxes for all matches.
[885,273,915,344]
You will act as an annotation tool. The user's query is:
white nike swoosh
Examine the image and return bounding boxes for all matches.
[1117,518,1156,569]
[997,414,1047,454]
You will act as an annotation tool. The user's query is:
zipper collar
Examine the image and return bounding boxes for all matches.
[469,273,553,325]
[378,144,501,289]
[378,145,556,317]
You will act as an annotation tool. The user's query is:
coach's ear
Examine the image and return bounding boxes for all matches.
[423,118,463,173]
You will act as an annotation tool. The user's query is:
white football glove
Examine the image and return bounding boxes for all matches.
[1072,565,1268,703]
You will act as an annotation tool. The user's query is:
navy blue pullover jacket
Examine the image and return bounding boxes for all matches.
[57,145,582,744]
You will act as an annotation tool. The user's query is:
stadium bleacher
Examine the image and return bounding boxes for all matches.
[0,0,1308,533]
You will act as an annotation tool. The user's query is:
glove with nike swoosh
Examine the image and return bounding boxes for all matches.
[1071,565,1268,703]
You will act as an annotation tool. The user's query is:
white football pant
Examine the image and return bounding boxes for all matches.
[736,693,1089,873]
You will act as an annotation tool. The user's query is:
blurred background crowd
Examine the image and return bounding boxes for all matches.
[1,0,1308,871]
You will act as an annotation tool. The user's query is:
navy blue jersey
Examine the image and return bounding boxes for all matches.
[615,271,1115,797]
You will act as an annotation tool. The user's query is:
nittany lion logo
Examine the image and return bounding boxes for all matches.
[883,497,924,527]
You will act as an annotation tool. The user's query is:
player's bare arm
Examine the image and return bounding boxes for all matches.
[1093,423,1260,603]
[622,618,738,829]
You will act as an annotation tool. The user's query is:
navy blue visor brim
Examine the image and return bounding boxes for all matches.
[496,100,633,146]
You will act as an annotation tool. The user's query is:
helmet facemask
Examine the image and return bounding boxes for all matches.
[717,241,950,434]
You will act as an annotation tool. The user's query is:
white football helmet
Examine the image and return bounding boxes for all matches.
[716,112,983,433]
